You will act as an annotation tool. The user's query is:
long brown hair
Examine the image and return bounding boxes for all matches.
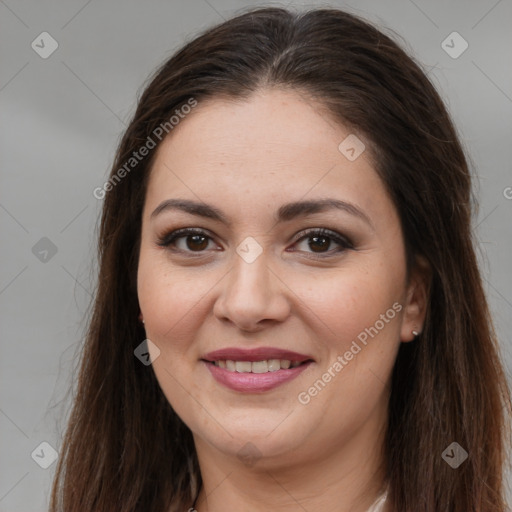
[49,7,511,511]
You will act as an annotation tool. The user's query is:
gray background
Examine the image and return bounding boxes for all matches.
[1,0,511,510]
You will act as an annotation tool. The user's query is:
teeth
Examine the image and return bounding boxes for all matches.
[213,359,305,372]
[267,359,281,372]
[251,360,268,373]
[235,361,252,373]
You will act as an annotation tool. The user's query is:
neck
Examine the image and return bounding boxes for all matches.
[191,410,388,512]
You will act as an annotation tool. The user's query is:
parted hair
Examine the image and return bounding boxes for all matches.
[49,7,511,511]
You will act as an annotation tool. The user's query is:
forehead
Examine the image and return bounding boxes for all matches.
[155,89,351,167]
[144,89,395,227]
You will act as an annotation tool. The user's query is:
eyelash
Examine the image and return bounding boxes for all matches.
[156,227,354,259]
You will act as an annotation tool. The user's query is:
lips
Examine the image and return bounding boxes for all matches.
[202,347,313,363]
[201,346,314,392]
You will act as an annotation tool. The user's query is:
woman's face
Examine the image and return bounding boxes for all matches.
[137,88,422,469]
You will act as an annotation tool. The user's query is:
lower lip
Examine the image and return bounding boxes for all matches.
[204,361,312,392]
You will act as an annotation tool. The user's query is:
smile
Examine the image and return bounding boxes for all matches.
[203,359,313,392]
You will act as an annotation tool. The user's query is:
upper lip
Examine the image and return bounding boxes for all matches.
[202,347,314,363]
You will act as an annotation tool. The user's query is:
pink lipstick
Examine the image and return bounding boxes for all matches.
[202,346,314,393]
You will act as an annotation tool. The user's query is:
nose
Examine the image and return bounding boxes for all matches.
[212,249,291,333]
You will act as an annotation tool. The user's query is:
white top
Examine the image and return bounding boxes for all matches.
[366,488,388,512]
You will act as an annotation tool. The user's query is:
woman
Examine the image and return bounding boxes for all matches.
[49,6,511,512]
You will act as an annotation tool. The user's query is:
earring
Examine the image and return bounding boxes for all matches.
[138,312,144,324]
[412,330,419,337]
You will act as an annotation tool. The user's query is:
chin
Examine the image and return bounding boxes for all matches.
[193,416,309,464]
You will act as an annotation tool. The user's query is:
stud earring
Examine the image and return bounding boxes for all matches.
[412,330,419,337]
[138,313,144,324]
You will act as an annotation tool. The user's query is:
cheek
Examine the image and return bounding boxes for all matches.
[292,268,403,438]
[294,263,403,349]
[137,254,211,417]
[137,251,209,348]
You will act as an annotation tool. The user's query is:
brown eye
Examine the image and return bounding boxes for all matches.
[184,234,209,251]
[157,228,215,253]
[307,234,332,253]
[291,228,353,258]
[157,227,352,259]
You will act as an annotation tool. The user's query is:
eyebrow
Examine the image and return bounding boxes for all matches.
[150,198,373,228]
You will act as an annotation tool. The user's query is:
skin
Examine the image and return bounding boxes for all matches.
[137,88,429,512]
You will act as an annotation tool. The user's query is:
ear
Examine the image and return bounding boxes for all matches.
[400,255,431,342]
